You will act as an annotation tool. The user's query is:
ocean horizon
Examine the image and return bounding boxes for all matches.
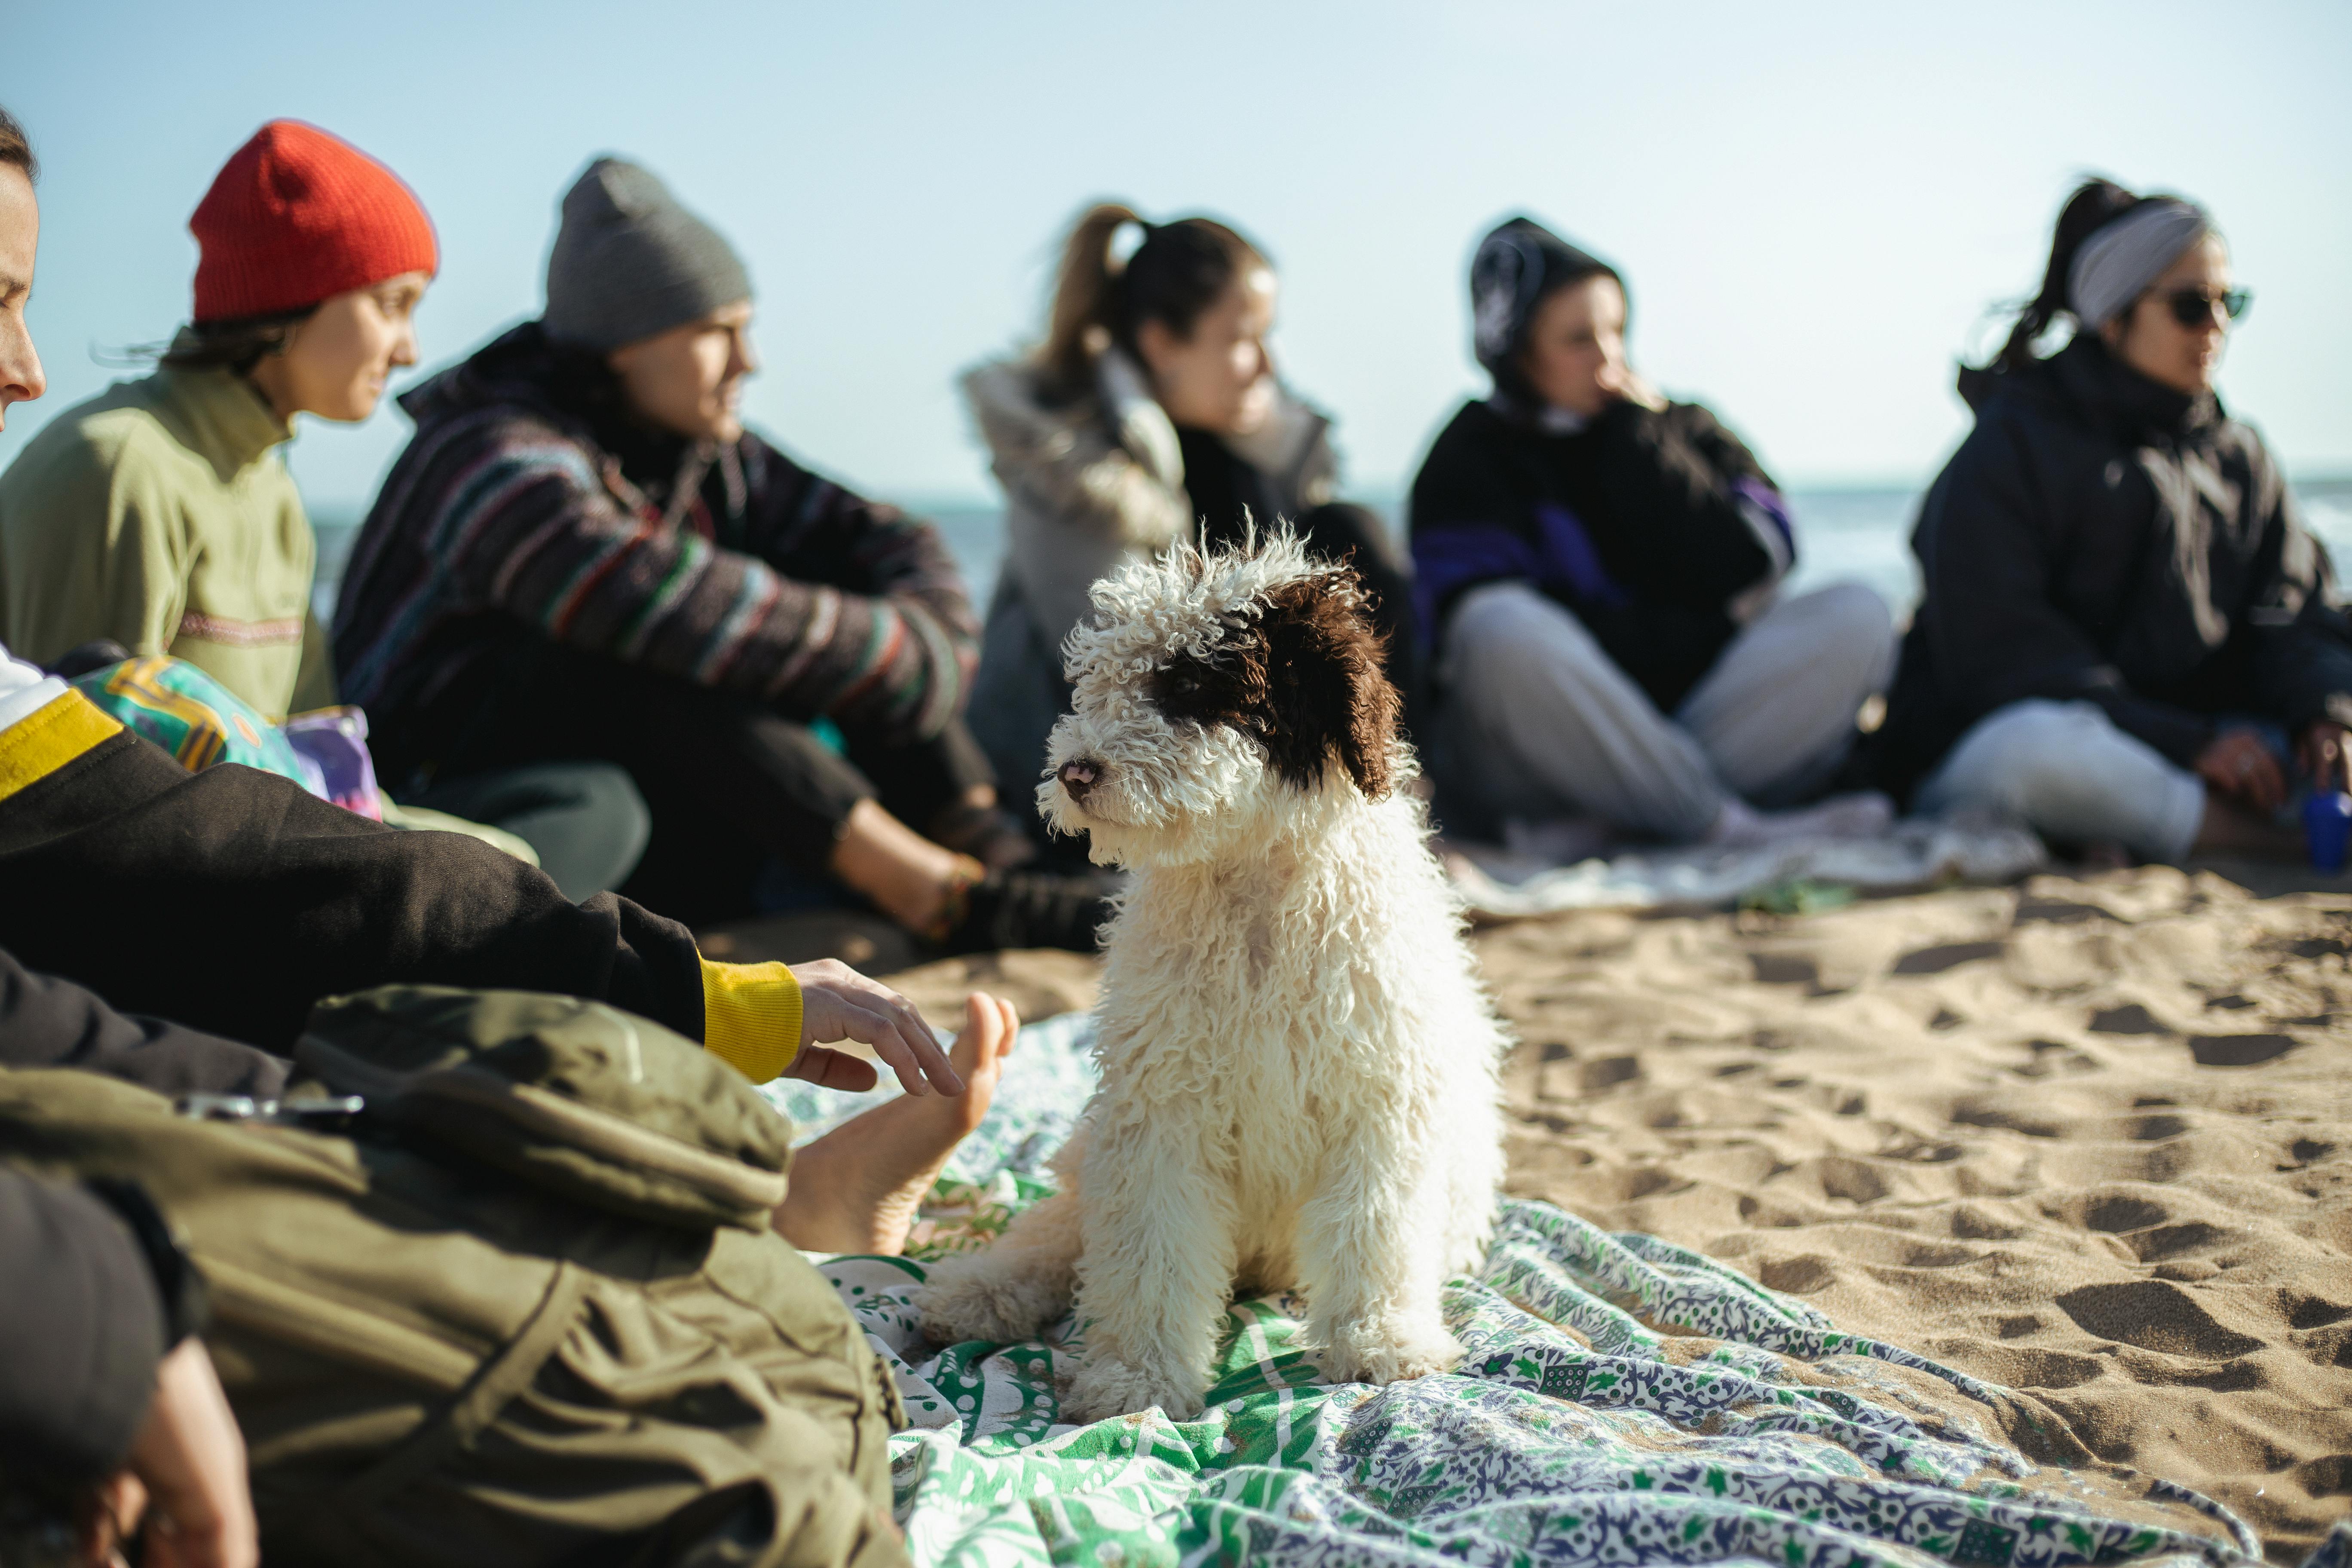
[312,476,2352,627]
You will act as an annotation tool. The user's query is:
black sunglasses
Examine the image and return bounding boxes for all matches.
[2162,286,2251,328]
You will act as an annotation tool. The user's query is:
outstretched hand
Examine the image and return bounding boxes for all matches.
[784,959,963,1097]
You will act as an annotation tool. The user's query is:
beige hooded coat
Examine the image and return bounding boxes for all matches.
[959,347,1337,792]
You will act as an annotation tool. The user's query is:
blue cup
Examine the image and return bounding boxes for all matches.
[2304,791,2352,873]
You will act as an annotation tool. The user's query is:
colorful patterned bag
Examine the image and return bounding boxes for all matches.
[279,705,386,819]
[68,655,390,820]
[71,655,315,784]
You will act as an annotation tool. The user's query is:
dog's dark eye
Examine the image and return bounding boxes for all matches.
[1150,654,1235,723]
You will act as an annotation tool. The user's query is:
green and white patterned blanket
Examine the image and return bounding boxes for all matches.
[766,1016,2347,1568]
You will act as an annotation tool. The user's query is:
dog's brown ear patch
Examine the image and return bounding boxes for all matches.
[1256,569,1399,798]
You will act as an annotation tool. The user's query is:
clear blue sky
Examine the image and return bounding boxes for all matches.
[5,0,2347,514]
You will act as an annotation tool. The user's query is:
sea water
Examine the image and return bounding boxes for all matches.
[913,477,2352,621]
[312,478,2352,627]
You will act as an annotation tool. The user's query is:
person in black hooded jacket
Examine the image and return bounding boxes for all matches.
[1876,179,2352,862]
[1411,218,1896,847]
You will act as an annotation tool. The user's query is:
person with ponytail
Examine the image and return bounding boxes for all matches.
[1874,180,2352,863]
[962,202,1417,832]
[1409,217,1896,848]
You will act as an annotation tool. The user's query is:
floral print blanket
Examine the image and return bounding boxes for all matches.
[767,1016,2347,1568]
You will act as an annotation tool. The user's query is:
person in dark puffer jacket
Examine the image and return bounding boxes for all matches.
[1411,217,1895,848]
[334,158,1112,949]
[1874,179,2352,863]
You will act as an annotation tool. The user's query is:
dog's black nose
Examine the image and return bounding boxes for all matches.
[1058,759,1100,800]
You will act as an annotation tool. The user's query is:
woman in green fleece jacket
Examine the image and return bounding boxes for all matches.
[0,119,650,899]
[0,118,439,722]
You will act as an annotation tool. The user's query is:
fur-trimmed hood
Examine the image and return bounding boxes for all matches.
[961,348,1339,648]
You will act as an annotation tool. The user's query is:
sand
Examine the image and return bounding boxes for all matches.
[1491,867,2352,1561]
[883,866,2352,1561]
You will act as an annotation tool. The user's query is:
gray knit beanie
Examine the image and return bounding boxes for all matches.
[543,157,751,352]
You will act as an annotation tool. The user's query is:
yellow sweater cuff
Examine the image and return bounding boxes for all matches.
[0,691,123,804]
[698,958,804,1085]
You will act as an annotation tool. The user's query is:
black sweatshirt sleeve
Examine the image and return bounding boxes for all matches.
[1915,420,2215,765]
[1588,401,1787,607]
[1408,413,1524,536]
[0,947,289,1096]
[0,1168,165,1484]
[0,732,707,1052]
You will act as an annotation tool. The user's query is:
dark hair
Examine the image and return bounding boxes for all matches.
[1975,177,2155,380]
[1037,201,1269,398]
[0,103,35,184]
[156,306,318,376]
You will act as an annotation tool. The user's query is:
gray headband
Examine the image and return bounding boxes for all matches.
[2067,199,2211,331]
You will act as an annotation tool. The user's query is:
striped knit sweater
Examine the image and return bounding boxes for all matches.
[331,324,976,771]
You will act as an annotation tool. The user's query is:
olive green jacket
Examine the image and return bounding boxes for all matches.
[0,986,907,1567]
[0,366,331,721]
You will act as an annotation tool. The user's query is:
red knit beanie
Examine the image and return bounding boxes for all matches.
[190,120,438,323]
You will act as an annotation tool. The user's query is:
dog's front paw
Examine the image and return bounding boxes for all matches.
[1312,1316,1464,1386]
[917,1257,1065,1346]
[1064,1351,1206,1424]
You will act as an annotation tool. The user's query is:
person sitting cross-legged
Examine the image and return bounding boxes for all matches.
[1412,217,1896,849]
[333,157,1112,951]
[1873,180,2352,862]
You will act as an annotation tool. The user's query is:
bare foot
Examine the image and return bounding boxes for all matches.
[773,992,1019,1254]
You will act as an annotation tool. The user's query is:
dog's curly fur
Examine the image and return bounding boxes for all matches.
[919,530,1508,1422]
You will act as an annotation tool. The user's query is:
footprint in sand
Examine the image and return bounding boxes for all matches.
[2188,1032,2297,1066]
[1747,952,1824,989]
[1756,1254,1836,1294]
[1964,1343,2110,1389]
[2081,1194,2167,1232]
[1579,1055,1641,1090]
[2123,1221,2236,1262]
[2055,1279,2265,1360]
[1807,1155,1891,1204]
[1890,940,2006,975]
[2285,1137,2336,1167]
[2081,999,2299,1066]
[2283,1293,2351,1330]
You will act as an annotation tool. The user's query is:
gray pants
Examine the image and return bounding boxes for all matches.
[1438,580,1895,841]
[1914,698,2207,861]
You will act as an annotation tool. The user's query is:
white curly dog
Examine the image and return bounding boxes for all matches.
[919,531,1508,1423]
